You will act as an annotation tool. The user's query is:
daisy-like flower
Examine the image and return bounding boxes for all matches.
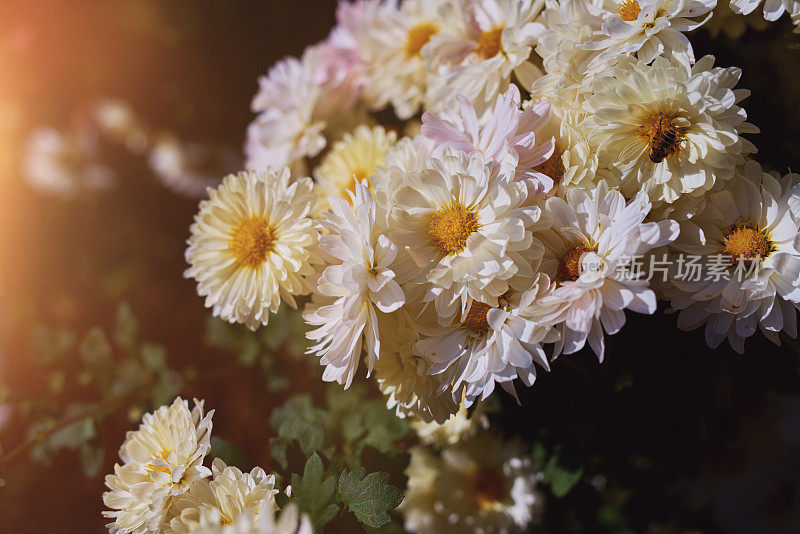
[664,161,800,352]
[425,0,545,113]
[246,57,326,172]
[582,55,758,206]
[190,503,312,534]
[102,398,214,534]
[534,181,679,360]
[415,273,559,406]
[166,459,278,533]
[421,85,556,196]
[345,0,452,119]
[793,6,800,30]
[24,126,115,198]
[580,0,716,68]
[184,169,321,330]
[390,149,545,324]
[399,432,544,533]
[373,309,459,424]
[313,124,397,206]
[304,182,405,388]
[730,0,800,22]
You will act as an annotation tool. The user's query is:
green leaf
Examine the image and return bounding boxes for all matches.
[338,468,403,528]
[80,442,105,476]
[290,453,338,529]
[541,446,583,498]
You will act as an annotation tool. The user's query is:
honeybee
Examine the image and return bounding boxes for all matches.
[648,127,680,163]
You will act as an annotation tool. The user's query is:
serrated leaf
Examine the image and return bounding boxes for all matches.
[290,453,338,528]
[338,468,403,528]
[542,446,583,498]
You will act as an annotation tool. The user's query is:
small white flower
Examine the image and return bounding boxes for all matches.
[580,0,716,67]
[421,85,557,196]
[304,182,405,388]
[346,0,452,119]
[373,309,459,424]
[102,398,214,534]
[166,459,278,533]
[389,149,546,324]
[399,432,544,533]
[312,124,397,208]
[184,169,321,330]
[534,181,679,360]
[425,0,545,114]
[189,502,312,534]
[665,161,800,352]
[415,274,559,406]
[582,55,758,206]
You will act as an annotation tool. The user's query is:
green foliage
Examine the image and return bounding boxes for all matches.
[210,436,250,471]
[291,453,339,528]
[205,305,309,392]
[0,302,183,475]
[533,442,584,499]
[268,383,410,530]
[338,468,404,528]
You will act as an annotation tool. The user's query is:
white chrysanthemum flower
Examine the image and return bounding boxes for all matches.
[24,126,115,198]
[313,124,397,206]
[421,85,556,196]
[102,398,214,534]
[794,7,800,29]
[664,161,800,352]
[425,0,545,113]
[730,0,799,22]
[534,181,679,360]
[415,274,559,406]
[374,310,459,424]
[580,0,715,68]
[582,55,758,206]
[184,169,321,330]
[246,57,326,172]
[348,0,452,119]
[531,108,599,195]
[531,0,605,109]
[304,182,405,388]
[166,459,278,533]
[399,433,544,533]
[390,149,546,324]
[190,502,312,534]
[410,401,488,448]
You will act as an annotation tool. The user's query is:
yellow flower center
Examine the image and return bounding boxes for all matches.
[533,145,565,184]
[476,27,504,59]
[405,22,439,57]
[556,244,594,283]
[145,449,174,485]
[229,217,275,268]
[637,111,686,163]
[618,0,642,21]
[347,167,372,194]
[723,224,773,263]
[428,201,481,255]
[467,466,507,509]
[462,301,492,335]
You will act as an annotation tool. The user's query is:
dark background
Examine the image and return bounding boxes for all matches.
[0,1,799,532]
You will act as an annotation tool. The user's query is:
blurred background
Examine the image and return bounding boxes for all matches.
[0,1,799,532]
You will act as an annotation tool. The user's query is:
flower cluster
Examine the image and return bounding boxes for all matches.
[184,0,800,427]
[102,397,311,534]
